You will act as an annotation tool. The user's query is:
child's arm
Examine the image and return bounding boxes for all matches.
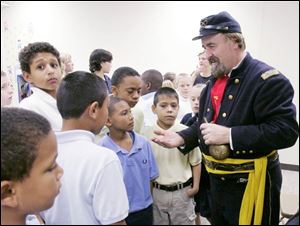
[186,163,201,197]
[150,180,154,194]
[35,214,45,224]
[109,219,127,225]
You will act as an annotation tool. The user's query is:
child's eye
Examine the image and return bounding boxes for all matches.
[48,163,57,172]
[121,110,128,116]
[37,65,45,70]
[51,63,59,68]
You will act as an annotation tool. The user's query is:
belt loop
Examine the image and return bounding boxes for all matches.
[178,183,183,189]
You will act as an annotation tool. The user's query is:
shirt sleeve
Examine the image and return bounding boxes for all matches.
[188,147,202,166]
[92,159,129,225]
[146,141,159,180]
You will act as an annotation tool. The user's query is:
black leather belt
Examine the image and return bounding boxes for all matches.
[153,178,192,192]
[204,151,279,171]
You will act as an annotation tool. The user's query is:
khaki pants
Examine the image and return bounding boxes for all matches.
[153,186,196,225]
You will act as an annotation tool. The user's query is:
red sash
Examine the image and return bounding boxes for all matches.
[211,75,229,122]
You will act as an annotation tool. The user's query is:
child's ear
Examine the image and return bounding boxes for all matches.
[105,117,112,127]
[111,86,118,96]
[22,71,32,83]
[88,101,100,119]
[1,181,18,208]
[146,82,151,90]
[151,104,157,114]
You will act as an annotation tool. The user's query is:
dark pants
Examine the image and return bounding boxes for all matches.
[209,157,282,225]
[125,204,153,225]
[194,162,212,220]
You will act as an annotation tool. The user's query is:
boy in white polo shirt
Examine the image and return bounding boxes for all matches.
[18,42,63,131]
[142,87,201,225]
[41,71,129,225]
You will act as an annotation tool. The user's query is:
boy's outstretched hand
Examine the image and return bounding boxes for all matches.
[151,130,185,148]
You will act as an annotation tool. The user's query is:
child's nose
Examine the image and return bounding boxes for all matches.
[132,91,140,100]
[56,165,64,180]
[46,64,55,74]
[128,112,134,120]
[167,106,173,112]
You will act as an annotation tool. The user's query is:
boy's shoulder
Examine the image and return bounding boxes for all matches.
[56,130,118,159]
[98,134,118,151]
[173,121,188,130]
[19,91,36,108]
[165,121,188,132]
[19,87,55,109]
[132,131,151,145]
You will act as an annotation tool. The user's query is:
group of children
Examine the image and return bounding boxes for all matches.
[1,41,209,225]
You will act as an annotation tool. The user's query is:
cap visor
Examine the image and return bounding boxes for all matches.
[192,35,202,41]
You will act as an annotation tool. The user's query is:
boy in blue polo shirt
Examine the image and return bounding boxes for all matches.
[99,96,159,225]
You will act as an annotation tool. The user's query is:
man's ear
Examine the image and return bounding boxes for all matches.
[1,181,18,208]
[22,71,32,83]
[111,86,118,96]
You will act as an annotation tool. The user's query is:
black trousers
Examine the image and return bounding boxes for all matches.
[209,157,282,225]
[194,162,212,219]
[125,204,153,225]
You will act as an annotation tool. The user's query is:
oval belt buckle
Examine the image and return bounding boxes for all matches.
[209,144,230,160]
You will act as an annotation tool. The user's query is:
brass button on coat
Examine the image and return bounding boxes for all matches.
[222,112,227,117]
[228,95,233,100]
[234,79,240,84]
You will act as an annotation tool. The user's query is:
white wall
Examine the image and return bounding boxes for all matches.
[1,1,299,164]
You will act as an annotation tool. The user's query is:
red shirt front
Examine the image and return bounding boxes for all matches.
[211,75,229,122]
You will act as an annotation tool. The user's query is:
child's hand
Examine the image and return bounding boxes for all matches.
[186,186,199,197]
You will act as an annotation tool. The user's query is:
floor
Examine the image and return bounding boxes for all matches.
[198,169,299,225]
[280,170,299,224]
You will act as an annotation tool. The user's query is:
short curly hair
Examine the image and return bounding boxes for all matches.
[1,108,51,181]
[111,66,140,86]
[18,42,61,73]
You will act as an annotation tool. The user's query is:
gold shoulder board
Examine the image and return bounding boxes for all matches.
[261,69,280,80]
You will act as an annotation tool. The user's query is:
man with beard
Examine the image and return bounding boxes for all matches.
[152,11,299,225]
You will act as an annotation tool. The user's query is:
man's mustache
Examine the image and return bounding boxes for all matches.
[209,55,220,64]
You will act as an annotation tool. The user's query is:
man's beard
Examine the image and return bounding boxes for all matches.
[209,56,229,79]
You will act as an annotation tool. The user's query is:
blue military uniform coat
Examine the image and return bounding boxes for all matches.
[178,52,298,158]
